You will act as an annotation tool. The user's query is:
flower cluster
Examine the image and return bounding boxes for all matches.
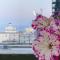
[32,14,60,60]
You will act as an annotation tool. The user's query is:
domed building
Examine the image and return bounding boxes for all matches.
[0,23,35,45]
[0,23,19,44]
[5,23,16,32]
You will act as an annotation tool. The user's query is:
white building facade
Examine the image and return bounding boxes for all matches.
[0,23,35,45]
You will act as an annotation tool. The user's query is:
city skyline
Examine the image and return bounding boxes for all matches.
[0,0,52,32]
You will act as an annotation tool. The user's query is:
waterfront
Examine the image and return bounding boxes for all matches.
[0,48,33,54]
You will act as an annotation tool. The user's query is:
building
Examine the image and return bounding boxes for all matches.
[52,0,60,14]
[0,23,35,45]
[0,23,19,44]
[5,23,16,32]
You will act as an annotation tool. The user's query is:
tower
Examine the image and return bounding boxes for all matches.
[52,0,60,13]
[52,0,60,18]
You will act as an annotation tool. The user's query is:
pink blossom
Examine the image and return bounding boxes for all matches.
[32,14,60,60]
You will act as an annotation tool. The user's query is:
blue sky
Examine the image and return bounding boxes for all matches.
[0,0,52,32]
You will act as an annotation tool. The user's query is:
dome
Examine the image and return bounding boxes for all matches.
[25,27,34,33]
[5,23,16,32]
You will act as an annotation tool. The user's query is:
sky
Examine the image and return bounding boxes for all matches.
[0,0,52,32]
